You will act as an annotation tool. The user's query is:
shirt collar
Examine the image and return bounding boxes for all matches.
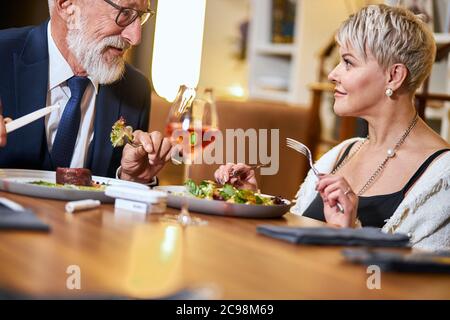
[47,21,99,95]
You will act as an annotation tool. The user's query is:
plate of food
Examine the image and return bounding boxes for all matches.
[0,168,149,203]
[155,179,291,218]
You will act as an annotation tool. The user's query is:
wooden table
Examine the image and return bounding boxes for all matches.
[0,191,449,299]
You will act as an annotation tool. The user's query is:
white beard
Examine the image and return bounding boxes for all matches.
[66,20,130,85]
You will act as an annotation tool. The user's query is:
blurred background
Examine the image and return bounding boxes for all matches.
[1,0,449,199]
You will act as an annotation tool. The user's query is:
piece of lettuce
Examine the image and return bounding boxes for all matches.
[110,117,134,148]
[219,184,235,200]
[198,180,215,198]
[185,179,202,197]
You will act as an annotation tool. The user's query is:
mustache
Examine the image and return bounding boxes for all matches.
[100,35,131,52]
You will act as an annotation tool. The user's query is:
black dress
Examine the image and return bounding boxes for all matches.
[302,143,450,228]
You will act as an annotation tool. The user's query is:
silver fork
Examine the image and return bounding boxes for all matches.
[286,138,344,213]
[124,135,182,165]
[123,135,143,149]
[286,138,320,177]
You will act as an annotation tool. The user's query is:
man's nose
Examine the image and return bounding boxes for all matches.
[122,19,142,46]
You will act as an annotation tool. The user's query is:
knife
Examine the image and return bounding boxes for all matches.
[5,104,61,133]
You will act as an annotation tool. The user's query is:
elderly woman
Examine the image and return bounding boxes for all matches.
[215,4,450,251]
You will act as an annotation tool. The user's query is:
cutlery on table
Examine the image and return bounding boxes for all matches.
[0,197,25,211]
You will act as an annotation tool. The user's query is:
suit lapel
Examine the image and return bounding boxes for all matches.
[13,21,49,164]
[89,82,122,176]
[12,20,123,175]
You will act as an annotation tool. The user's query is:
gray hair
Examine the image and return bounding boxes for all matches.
[336,4,436,93]
[48,0,55,15]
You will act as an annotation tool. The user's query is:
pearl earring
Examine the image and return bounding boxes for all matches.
[385,88,393,97]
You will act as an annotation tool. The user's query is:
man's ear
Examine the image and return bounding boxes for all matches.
[54,0,82,30]
[386,63,409,92]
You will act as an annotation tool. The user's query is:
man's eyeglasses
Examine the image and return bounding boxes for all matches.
[103,0,155,28]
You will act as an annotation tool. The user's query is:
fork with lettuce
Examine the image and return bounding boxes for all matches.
[110,117,135,148]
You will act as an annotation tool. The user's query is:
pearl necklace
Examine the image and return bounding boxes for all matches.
[332,112,419,196]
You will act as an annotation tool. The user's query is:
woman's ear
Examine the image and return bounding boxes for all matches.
[386,63,408,92]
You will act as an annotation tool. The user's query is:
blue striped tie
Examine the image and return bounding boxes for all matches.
[51,76,90,168]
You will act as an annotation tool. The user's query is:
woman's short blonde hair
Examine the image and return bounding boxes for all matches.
[336,4,436,93]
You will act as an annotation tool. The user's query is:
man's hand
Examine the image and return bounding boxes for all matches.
[120,130,174,183]
[0,116,12,147]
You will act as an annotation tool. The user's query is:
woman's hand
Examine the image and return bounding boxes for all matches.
[316,175,358,228]
[214,163,258,191]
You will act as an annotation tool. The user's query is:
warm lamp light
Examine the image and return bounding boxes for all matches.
[151,0,207,102]
[228,84,246,98]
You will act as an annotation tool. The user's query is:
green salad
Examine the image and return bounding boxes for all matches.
[110,117,134,148]
[184,179,284,206]
[29,180,106,191]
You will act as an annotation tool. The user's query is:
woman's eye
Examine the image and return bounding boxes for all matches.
[343,59,352,67]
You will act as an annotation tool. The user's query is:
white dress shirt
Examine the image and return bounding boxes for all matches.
[45,21,98,168]
[45,22,157,185]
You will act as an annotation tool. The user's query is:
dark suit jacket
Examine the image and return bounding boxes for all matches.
[0,21,151,178]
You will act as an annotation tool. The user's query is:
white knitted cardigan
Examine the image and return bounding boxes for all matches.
[290,138,450,251]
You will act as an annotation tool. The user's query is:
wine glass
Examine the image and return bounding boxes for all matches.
[160,85,219,226]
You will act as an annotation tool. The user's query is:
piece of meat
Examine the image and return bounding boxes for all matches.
[56,168,92,186]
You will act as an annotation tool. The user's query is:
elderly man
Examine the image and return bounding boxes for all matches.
[0,0,172,184]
